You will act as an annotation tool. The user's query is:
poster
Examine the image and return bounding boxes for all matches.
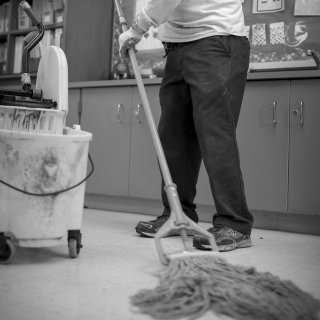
[252,0,285,14]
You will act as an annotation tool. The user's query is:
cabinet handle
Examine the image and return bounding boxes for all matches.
[292,101,304,125]
[116,104,123,123]
[299,101,304,125]
[272,101,277,125]
[135,104,143,123]
[78,101,83,124]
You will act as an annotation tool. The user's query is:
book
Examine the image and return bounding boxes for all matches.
[42,0,55,25]
[0,5,5,33]
[54,27,63,47]
[0,41,8,74]
[13,36,24,73]
[53,0,65,23]
[3,2,10,32]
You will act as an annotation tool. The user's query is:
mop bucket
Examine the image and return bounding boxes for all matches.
[0,126,92,263]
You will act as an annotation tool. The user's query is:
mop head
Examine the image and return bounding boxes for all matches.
[131,254,320,320]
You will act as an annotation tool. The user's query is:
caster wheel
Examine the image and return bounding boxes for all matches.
[68,238,80,258]
[67,230,82,259]
[0,238,16,264]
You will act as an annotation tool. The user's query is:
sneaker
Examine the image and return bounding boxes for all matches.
[193,225,252,251]
[135,214,196,237]
[135,215,171,237]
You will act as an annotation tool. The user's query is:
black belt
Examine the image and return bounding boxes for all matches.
[162,42,185,50]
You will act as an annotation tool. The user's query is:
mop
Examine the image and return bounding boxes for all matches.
[114,1,320,319]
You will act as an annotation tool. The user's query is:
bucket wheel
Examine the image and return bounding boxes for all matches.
[67,230,82,258]
[0,234,16,264]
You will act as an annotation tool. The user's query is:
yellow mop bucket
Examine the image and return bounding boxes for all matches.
[0,126,92,263]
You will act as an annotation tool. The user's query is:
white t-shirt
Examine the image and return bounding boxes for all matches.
[144,0,246,42]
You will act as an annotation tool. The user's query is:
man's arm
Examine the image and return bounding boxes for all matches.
[143,0,182,25]
[118,0,182,60]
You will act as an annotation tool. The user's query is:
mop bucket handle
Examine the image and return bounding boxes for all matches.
[20,1,44,75]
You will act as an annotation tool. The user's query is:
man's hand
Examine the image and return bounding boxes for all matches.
[118,9,154,61]
[118,27,144,61]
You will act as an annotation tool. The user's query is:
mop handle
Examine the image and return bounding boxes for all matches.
[114,0,189,225]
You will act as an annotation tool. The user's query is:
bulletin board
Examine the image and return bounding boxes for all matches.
[243,0,320,71]
[110,0,320,79]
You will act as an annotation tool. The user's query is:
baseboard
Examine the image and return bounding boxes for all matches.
[84,194,320,236]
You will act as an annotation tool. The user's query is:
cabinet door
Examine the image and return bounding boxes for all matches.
[66,88,81,127]
[237,80,290,212]
[129,85,162,199]
[288,79,320,215]
[81,87,132,196]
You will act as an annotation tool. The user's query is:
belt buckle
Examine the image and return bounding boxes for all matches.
[163,42,173,50]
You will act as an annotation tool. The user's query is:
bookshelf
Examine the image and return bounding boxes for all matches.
[0,0,115,85]
[0,0,64,77]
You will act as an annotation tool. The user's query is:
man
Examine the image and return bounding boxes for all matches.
[118,0,254,252]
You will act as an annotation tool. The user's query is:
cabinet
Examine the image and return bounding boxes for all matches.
[288,79,320,215]
[79,86,132,196]
[73,85,162,199]
[237,80,290,212]
[237,79,320,216]
[67,84,159,197]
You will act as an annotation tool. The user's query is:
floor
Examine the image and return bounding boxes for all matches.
[1,208,320,320]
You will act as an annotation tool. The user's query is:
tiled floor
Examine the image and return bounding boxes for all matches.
[1,208,320,320]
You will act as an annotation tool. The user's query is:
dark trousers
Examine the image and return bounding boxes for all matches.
[158,35,253,235]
